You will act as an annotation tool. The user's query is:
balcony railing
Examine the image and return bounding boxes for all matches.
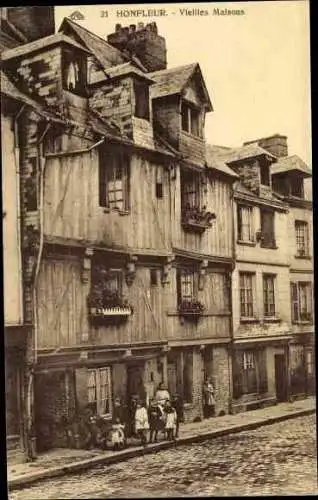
[181,205,216,234]
[88,290,133,324]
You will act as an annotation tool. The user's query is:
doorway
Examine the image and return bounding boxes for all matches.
[275,354,288,402]
[126,364,146,403]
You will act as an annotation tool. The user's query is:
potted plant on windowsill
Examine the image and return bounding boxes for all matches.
[88,287,133,322]
[181,204,216,233]
[178,299,205,321]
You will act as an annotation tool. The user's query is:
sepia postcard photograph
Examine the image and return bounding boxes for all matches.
[1,1,316,498]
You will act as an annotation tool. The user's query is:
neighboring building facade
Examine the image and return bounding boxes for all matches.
[1,6,55,460]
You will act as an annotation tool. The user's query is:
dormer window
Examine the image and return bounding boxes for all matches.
[62,49,87,96]
[260,164,270,186]
[134,80,150,120]
[181,101,201,137]
[290,175,304,198]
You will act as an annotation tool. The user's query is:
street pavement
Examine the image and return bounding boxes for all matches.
[8,414,317,498]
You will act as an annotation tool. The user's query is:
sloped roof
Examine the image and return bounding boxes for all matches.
[0,30,20,53]
[0,70,65,123]
[149,63,213,111]
[205,144,238,178]
[59,18,127,71]
[100,62,154,82]
[217,143,277,164]
[271,155,312,177]
[1,32,90,61]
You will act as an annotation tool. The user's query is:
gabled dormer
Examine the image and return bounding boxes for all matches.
[271,155,312,201]
[1,32,91,118]
[223,144,277,198]
[150,63,213,165]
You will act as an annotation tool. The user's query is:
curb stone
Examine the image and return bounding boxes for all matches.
[8,407,315,491]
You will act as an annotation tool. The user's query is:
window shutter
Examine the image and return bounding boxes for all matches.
[75,368,88,411]
[123,153,130,211]
[258,350,268,393]
[98,148,107,207]
[176,269,182,306]
[290,282,299,321]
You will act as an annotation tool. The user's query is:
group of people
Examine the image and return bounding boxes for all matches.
[110,383,184,449]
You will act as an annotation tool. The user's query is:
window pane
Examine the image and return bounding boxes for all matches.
[240,273,254,318]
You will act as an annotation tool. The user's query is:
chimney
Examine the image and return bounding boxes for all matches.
[107,22,167,72]
[244,134,288,158]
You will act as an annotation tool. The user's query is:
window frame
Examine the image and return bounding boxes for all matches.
[62,49,87,97]
[263,274,276,318]
[181,101,201,138]
[290,281,313,323]
[239,272,255,319]
[181,169,201,210]
[87,367,113,418]
[134,79,150,121]
[295,220,310,257]
[177,268,198,304]
[260,209,276,249]
[99,148,130,212]
[237,204,254,243]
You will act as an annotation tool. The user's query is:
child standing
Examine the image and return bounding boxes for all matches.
[111,418,126,451]
[148,399,163,443]
[134,400,149,446]
[165,401,177,441]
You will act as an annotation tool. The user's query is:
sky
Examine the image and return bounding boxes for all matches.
[55,2,311,166]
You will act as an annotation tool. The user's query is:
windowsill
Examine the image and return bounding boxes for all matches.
[237,240,256,247]
[180,129,204,140]
[292,320,313,326]
[240,317,260,324]
[263,317,281,323]
[260,244,278,250]
[103,208,130,216]
[295,254,312,260]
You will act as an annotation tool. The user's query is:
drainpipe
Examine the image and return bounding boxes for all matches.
[25,119,52,460]
[229,182,236,414]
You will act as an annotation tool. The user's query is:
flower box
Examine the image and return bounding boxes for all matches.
[178,300,205,321]
[181,205,216,234]
[88,289,133,324]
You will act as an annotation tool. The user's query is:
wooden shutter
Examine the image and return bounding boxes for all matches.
[261,210,274,246]
[122,153,130,211]
[176,268,182,306]
[258,350,268,393]
[290,282,299,321]
[75,368,88,410]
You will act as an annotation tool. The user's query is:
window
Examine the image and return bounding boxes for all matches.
[181,101,201,137]
[290,282,313,322]
[62,50,86,96]
[237,205,254,242]
[239,272,255,318]
[134,80,150,120]
[156,182,163,199]
[150,269,158,286]
[181,170,200,209]
[306,350,314,376]
[25,157,38,211]
[290,176,304,198]
[233,349,267,398]
[260,165,270,186]
[263,274,276,317]
[177,269,196,304]
[260,209,276,248]
[295,221,309,257]
[87,367,112,417]
[99,148,130,211]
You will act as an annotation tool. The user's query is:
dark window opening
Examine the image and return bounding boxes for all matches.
[62,49,87,97]
[181,101,201,137]
[99,148,130,211]
[181,170,200,209]
[156,182,163,199]
[134,80,150,120]
[150,269,158,286]
[260,209,276,248]
[260,165,270,186]
[233,349,268,398]
[25,157,38,211]
[290,176,304,198]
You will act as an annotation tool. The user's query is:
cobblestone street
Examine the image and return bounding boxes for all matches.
[9,415,317,498]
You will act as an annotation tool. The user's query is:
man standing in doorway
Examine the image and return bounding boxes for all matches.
[203,377,215,418]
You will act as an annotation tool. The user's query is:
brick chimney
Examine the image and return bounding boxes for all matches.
[244,134,288,158]
[107,22,167,72]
